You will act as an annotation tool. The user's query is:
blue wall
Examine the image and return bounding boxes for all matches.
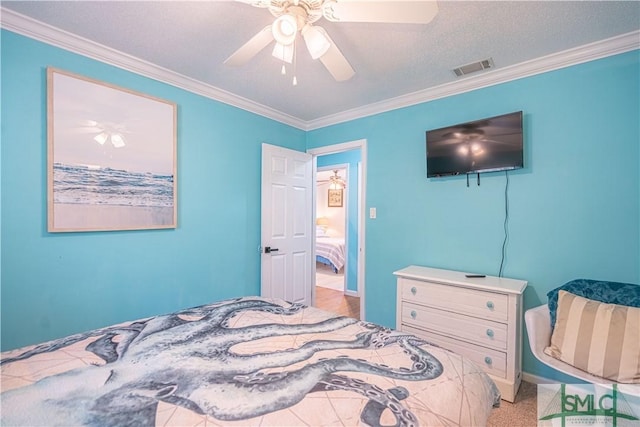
[307,50,640,382]
[317,150,361,292]
[0,31,306,351]
[2,29,639,383]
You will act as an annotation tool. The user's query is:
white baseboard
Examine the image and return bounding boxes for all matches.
[345,290,358,298]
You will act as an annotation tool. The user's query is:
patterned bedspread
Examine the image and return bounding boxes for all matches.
[316,236,346,272]
[0,297,500,426]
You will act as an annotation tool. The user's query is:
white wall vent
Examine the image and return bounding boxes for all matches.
[453,58,494,77]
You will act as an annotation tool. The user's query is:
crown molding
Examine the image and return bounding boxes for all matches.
[305,30,640,130]
[0,7,307,130]
[2,7,638,132]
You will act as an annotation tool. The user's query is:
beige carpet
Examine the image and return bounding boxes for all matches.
[487,381,538,427]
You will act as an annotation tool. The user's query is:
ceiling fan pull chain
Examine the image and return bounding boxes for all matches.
[292,37,298,86]
[281,43,287,75]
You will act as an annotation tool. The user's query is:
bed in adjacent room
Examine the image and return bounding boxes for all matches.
[316,236,346,273]
[0,297,500,426]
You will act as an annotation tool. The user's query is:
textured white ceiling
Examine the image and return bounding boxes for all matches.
[2,1,639,126]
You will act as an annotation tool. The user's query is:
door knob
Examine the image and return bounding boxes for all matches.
[264,246,279,254]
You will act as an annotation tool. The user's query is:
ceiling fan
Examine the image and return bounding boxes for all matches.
[437,122,520,157]
[75,120,129,148]
[317,169,347,188]
[440,123,519,146]
[225,0,439,82]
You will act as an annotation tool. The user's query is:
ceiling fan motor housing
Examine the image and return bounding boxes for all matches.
[269,1,324,22]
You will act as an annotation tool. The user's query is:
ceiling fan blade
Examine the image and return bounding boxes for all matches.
[322,1,439,24]
[316,28,355,81]
[224,26,274,67]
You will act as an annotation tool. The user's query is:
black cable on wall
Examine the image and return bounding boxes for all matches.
[499,170,510,277]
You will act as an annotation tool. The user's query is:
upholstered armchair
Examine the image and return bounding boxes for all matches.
[525,279,640,384]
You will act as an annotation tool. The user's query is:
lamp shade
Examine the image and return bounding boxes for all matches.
[301,24,330,59]
[272,42,294,63]
[110,133,126,148]
[94,132,109,145]
[272,14,297,45]
[316,217,330,226]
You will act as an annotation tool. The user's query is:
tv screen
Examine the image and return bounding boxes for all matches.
[426,111,523,178]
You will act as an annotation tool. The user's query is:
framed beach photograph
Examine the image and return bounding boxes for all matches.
[47,68,177,232]
[328,189,343,207]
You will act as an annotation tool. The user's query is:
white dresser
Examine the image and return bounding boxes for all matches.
[394,265,527,402]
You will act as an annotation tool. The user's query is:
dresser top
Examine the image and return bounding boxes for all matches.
[393,265,527,295]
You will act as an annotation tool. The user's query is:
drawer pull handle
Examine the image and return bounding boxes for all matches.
[486,329,494,338]
[484,356,492,365]
[486,301,494,310]
[410,310,417,319]
[411,287,417,295]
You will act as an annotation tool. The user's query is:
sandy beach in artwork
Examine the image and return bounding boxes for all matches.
[52,203,175,231]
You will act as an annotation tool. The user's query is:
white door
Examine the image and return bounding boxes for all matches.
[261,143,313,305]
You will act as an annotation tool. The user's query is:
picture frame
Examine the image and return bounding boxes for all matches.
[328,189,343,207]
[47,68,177,232]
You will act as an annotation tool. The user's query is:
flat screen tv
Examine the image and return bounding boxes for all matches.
[426,111,523,178]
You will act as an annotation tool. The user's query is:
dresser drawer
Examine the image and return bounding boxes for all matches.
[395,266,527,402]
[400,278,508,322]
[401,302,507,350]
[402,325,507,379]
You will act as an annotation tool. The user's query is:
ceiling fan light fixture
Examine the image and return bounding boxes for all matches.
[272,14,298,45]
[301,24,330,59]
[94,132,109,145]
[272,42,294,64]
[110,133,126,148]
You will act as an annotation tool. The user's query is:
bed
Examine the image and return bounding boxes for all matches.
[316,236,346,273]
[1,297,500,426]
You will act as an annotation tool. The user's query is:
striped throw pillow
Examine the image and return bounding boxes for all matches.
[544,290,640,383]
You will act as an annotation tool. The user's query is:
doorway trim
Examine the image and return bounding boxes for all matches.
[308,139,367,321]
[317,164,349,295]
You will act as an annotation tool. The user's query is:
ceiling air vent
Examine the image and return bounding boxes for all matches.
[453,58,494,77]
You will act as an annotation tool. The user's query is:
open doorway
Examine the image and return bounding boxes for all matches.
[309,140,366,321]
[315,166,358,318]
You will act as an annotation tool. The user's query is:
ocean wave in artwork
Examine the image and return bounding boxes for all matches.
[53,163,173,208]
